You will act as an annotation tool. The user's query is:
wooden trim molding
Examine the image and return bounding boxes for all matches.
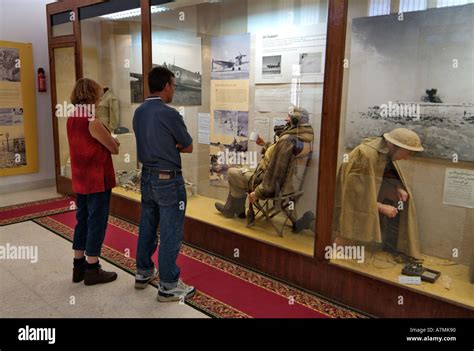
[73,6,83,79]
[314,0,348,260]
[46,1,73,15]
[47,0,106,15]
[141,0,152,99]
[183,217,474,318]
[48,43,76,183]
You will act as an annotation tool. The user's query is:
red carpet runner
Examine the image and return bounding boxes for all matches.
[31,211,364,318]
[0,196,73,226]
[1,197,364,318]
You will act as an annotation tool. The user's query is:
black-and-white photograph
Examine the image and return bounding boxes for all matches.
[237,111,248,137]
[0,132,26,168]
[129,34,203,105]
[164,62,202,106]
[0,107,24,126]
[299,52,322,74]
[262,55,282,75]
[345,5,474,161]
[0,108,13,126]
[130,62,202,105]
[213,110,248,137]
[211,33,250,80]
[209,136,249,187]
[0,47,20,82]
[214,110,237,136]
[13,107,24,125]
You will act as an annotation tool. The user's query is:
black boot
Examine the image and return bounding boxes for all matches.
[215,194,246,218]
[72,257,86,283]
[84,262,117,286]
[246,206,255,226]
[292,211,315,233]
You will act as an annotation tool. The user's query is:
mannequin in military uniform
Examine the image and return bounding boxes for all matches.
[334,128,425,260]
[215,106,314,223]
[96,87,119,132]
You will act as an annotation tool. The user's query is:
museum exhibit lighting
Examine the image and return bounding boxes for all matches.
[100,6,169,20]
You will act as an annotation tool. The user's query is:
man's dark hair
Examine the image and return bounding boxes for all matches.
[148,66,175,94]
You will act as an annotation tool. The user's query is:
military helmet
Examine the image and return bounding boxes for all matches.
[288,105,309,124]
[383,128,424,152]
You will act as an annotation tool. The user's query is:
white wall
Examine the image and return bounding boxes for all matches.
[0,0,57,194]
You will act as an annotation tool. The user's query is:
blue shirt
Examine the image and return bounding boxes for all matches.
[133,97,193,170]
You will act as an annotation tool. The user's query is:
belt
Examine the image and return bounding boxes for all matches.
[143,167,182,179]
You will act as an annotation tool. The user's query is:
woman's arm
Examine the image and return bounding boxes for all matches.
[89,119,119,155]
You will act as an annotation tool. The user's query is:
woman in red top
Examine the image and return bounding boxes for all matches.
[67,78,119,286]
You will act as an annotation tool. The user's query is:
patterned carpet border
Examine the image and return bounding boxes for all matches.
[107,216,365,319]
[0,196,73,226]
[33,215,250,319]
[34,213,365,319]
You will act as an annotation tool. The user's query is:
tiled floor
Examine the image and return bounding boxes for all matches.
[0,188,208,318]
[0,186,60,207]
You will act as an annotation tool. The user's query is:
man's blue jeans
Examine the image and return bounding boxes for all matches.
[136,169,187,289]
[72,190,111,257]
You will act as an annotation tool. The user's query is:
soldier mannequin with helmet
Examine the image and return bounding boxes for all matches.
[334,128,425,262]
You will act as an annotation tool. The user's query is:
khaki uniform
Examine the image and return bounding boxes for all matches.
[334,137,422,259]
[228,168,253,198]
[96,90,119,131]
[227,123,314,200]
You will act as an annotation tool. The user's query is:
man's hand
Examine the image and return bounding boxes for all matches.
[397,187,409,202]
[176,143,193,153]
[256,136,266,147]
[378,203,398,218]
[249,192,258,204]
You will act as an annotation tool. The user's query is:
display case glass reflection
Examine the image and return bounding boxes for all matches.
[70,1,142,182]
[109,0,329,256]
[54,47,76,178]
[51,11,74,37]
[332,0,474,308]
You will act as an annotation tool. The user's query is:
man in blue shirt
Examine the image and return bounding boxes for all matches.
[133,66,195,302]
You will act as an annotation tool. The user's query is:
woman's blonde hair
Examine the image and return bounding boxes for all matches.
[70,78,102,105]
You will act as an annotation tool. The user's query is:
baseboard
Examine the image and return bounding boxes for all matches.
[0,178,56,195]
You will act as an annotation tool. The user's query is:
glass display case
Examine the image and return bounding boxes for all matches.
[79,0,142,179]
[73,0,329,256]
[47,0,474,316]
[332,0,474,307]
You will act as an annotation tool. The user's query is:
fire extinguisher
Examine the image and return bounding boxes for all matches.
[38,68,47,92]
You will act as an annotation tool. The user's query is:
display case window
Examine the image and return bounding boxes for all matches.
[81,0,329,256]
[368,0,391,16]
[332,0,474,307]
[400,0,427,12]
[51,11,74,37]
[71,0,142,181]
[53,47,76,178]
[437,0,473,7]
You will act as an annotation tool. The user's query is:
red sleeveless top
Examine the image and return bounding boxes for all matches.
[66,111,116,195]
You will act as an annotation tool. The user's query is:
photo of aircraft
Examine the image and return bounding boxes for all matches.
[262,55,282,76]
[163,61,201,91]
[265,61,281,69]
[130,61,202,105]
[211,53,248,71]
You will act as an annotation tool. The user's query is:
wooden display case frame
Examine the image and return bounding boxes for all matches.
[46,0,474,318]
